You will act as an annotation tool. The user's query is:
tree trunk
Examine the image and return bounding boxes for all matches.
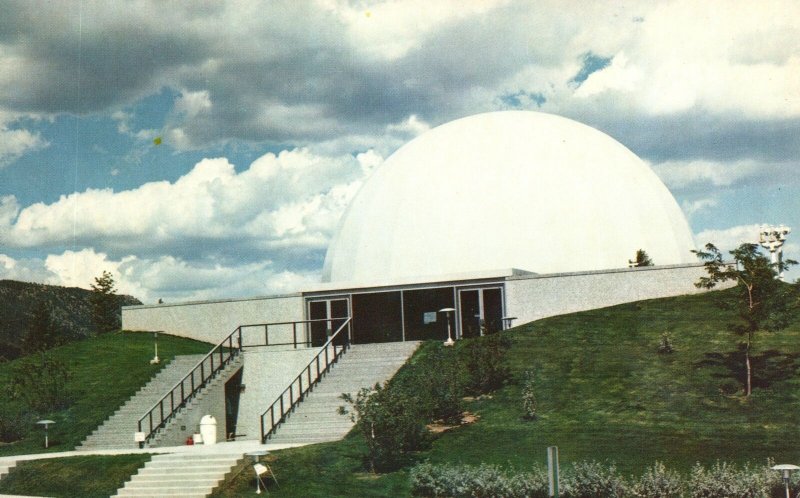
[745,331,752,397]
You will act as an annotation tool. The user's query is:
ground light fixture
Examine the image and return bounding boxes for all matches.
[772,464,800,498]
[150,331,160,364]
[439,308,456,346]
[36,420,55,448]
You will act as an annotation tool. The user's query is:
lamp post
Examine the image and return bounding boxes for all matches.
[759,224,791,281]
[771,464,799,498]
[150,331,160,364]
[36,419,55,448]
[439,308,455,346]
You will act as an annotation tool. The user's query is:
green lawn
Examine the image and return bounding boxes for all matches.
[0,331,212,456]
[213,289,800,497]
[0,454,151,498]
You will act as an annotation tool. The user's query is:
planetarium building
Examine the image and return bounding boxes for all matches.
[123,111,703,346]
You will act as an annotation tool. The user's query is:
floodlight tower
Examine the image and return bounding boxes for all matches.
[758,225,791,280]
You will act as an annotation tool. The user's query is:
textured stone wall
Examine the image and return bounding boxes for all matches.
[122,294,305,345]
[504,264,715,327]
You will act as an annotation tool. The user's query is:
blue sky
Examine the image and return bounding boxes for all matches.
[0,1,798,302]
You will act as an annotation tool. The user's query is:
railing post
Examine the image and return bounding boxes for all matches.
[159,401,164,426]
[210,352,214,373]
[289,385,294,405]
[293,322,297,349]
[238,327,243,350]
[200,362,205,384]
[170,390,174,414]
[325,345,329,368]
[299,375,303,396]
[191,371,195,393]
[265,324,269,346]
[316,356,320,380]
[270,406,275,432]
[220,343,224,365]
[149,412,153,434]
[260,414,265,443]
[181,380,185,404]
[279,395,284,418]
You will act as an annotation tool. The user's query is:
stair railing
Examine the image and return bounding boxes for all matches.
[137,325,244,447]
[260,317,352,442]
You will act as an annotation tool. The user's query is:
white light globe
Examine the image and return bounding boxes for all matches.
[323,111,695,283]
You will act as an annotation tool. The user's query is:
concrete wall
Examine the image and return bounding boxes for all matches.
[235,346,325,440]
[122,293,305,345]
[505,264,712,326]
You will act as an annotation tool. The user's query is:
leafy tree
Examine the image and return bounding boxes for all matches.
[90,270,119,334]
[694,243,797,396]
[21,301,63,355]
[630,249,654,267]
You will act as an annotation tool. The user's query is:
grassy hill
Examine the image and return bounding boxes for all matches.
[211,289,800,497]
[0,279,142,361]
[3,289,800,497]
[0,331,211,456]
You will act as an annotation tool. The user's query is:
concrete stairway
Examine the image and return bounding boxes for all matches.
[147,355,243,447]
[112,451,244,497]
[266,341,420,445]
[77,354,206,451]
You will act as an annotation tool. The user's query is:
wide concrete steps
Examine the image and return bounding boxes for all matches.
[112,451,244,497]
[266,341,419,445]
[77,355,206,451]
[147,355,244,448]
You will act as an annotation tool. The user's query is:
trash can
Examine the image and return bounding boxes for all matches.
[199,415,217,445]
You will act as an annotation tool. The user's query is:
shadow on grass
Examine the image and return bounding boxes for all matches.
[697,346,800,392]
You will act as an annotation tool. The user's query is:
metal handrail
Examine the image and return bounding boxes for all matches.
[260,317,352,442]
[135,317,343,447]
[136,326,244,446]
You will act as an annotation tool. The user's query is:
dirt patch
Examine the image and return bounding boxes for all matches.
[426,411,480,433]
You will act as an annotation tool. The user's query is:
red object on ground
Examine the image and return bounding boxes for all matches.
[185,436,194,445]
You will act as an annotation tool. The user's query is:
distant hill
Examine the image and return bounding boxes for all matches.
[0,280,142,361]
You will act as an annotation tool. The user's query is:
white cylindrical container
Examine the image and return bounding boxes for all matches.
[199,415,217,445]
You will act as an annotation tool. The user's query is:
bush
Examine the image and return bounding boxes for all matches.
[657,332,674,354]
[0,403,33,443]
[562,460,628,498]
[633,461,683,497]
[459,334,511,395]
[410,462,548,498]
[414,347,464,424]
[6,353,72,413]
[521,370,537,420]
[340,383,428,472]
[687,461,766,498]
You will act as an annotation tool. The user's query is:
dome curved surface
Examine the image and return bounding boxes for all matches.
[322,111,696,283]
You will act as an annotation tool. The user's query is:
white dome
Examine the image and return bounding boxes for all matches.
[322,111,696,283]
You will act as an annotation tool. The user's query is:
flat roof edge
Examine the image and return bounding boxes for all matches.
[122,292,303,310]
[506,262,706,281]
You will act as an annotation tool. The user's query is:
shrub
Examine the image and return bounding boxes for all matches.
[657,332,674,354]
[6,353,72,413]
[687,461,766,498]
[562,460,628,498]
[414,347,464,424]
[459,334,511,395]
[340,383,428,472]
[521,370,537,420]
[0,403,33,443]
[633,461,683,497]
[410,462,548,498]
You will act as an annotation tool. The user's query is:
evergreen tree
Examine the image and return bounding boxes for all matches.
[90,270,119,334]
[630,249,654,267]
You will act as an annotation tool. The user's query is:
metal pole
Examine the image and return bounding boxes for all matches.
[547,446,559,498]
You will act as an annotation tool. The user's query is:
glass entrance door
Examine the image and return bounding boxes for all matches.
[458,287,503,338]
[307,298,350,347]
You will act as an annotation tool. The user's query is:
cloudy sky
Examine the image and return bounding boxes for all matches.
[0,0,798,303]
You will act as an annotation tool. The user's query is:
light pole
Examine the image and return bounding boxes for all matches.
[150,331,160,364]
[771,464,799,498]
[439,308,455,346]
[759,225,791,280]
[36,420,55,448]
